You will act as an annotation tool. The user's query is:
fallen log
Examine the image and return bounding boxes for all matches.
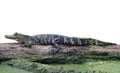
[0,43,120,57]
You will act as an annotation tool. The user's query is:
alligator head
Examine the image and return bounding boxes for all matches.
[5,32,33,47]
[5,32,26,40]
[5,32,31,43]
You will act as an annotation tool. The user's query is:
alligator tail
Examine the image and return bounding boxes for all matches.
[69,37,116,46]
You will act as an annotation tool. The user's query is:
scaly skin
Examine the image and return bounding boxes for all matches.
[5,32,116,54]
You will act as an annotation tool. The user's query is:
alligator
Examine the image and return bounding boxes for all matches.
[5,32,116,54]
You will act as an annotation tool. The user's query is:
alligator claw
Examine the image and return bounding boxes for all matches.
[51,48,60,54]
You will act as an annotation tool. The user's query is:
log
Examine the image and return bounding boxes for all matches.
[0,43,120,57]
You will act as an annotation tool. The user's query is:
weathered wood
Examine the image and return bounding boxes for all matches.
[0,43,120,57]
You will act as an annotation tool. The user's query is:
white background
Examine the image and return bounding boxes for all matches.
[0,0,120,44]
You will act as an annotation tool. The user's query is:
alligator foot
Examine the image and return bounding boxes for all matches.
[51,48,60,54]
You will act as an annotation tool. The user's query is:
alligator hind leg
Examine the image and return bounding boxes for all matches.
[51,38,60,54]
[51,47,60,54]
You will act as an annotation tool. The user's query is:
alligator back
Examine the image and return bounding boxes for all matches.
[31,34,116,46]
[31,34,67,45]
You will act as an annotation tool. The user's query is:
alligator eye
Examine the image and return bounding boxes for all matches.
[14,32,18,35]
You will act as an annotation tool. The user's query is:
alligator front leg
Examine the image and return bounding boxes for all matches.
[20,40,33,48]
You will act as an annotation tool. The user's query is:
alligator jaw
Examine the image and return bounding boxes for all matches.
[5,35,17,40]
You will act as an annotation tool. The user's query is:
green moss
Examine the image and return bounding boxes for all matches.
[3,59,109,73]
[0,65,31,73]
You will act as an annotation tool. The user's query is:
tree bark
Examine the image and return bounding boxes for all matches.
[0,43,120,57]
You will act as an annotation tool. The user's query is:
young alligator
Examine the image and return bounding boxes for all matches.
[5,32,116,54]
